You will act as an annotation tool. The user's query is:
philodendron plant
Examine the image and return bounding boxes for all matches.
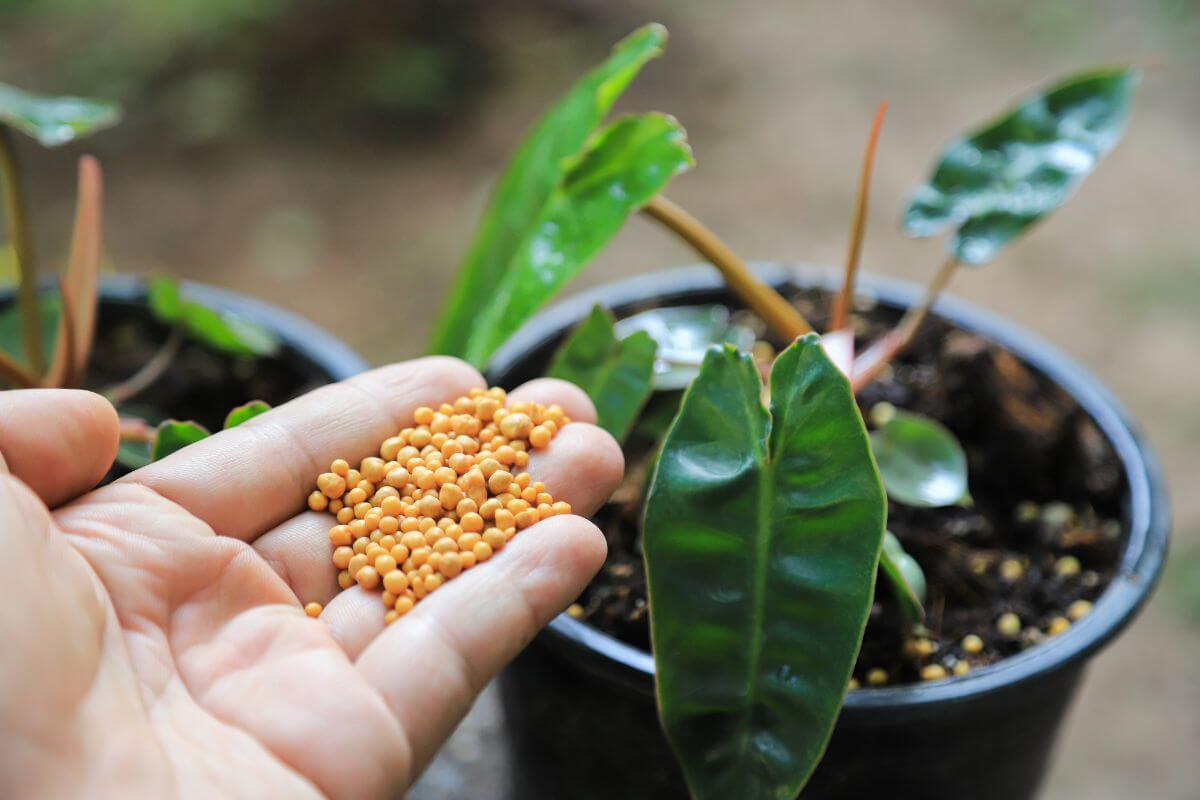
[429,24,1135,799]
[0,81,282,465]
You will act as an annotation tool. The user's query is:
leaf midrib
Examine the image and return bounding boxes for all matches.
[737,381,773,779]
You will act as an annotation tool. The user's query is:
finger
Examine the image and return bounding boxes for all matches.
[0,389,119,507]
[255,420,622,607]
[123,357,484,542]
[505,377,597,425]
[252,378,622,607]
[356,514,606,771]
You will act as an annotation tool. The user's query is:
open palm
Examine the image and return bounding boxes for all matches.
[2,357,621,799]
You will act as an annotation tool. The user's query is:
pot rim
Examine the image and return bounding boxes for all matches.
[84,274,371,381]
[486,262,1171,711]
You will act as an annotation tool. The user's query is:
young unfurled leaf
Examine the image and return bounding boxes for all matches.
[151,420,211,461]
[430,24,690,367]
[870,408,969,508]
[224,400,270,429]
[547,305,656,441]
[614,304,756,390]
[147,277,279,357]
[904,67,1138,265]
[644,335,887,800]
[0,82,121,147]
[458,112,691,367]
[880,531,926,626]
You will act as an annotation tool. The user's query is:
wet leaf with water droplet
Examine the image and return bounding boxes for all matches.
[904,67,1138,265]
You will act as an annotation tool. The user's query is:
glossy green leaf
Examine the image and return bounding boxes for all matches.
[0,82,121,147]
[547,305,656,441]
[614,304,756,390]
[460,112,691,367]
[147,277,279,357]
[870,409,968,508]
[904,67,1138,265]
[151,420,210,461]
[880,532,926,625]
[429,24,685,366]
[224,400,271,429]
[644,334,887,800]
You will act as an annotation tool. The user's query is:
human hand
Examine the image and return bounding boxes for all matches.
[1,358,621,799]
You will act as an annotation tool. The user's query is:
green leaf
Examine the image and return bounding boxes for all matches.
[458,112,691,367]
[151,420,210,461]
[224,400,270,429]
[429,24,686,365]
[546,305,656,441]
[0,292,60,369]
[115,439,152,471]
[0,82,121,147]
[904,67,1138,265]
[614,304,757,390]
[644,335,887,800]
[147,277,279,357]
[880,532,926,626]
[870,409,969,508]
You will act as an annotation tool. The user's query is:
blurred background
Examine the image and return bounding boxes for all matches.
[2,0,1196,796]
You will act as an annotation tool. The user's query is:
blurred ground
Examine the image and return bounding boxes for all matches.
[4,0,1198,796]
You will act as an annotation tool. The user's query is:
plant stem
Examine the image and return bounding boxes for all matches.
[830,101,888,332]
[642,195,813,341]
[851,256,960,392]
[0,125,43,376]
[0,348,39,387]
[104,327,183,406]
[118,417,157,443]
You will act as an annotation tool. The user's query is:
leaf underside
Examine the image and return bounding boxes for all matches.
[644,334,887,800]
[904,67,1138,265]
[0,81,121,147]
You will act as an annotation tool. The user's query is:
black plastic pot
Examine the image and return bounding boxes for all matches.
[1,274,368,420]
[98,275,370,380]
[486,264,1170,800]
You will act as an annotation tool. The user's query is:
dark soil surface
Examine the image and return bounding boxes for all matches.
[84,299,334,479]
[576,289,1125,687]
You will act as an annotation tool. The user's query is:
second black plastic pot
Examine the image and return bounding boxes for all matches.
[486,263,1170,800]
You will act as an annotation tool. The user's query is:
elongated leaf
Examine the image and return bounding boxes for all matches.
[870,409,968,507]
[546,305,656,441]
[147,277,279,357]
[0,293,60,368]
[462,113,692,366]
[614,304,756,390]
[63,156,103,385]
[0,82,121,147]
[644,335,887,800]
[224,400,270,429]
[904,67,1138,265]
[880,532,926,625]
[430,23,668,360]
[151,420,210,461]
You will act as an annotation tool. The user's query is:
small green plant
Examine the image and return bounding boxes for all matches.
[0,81,280,466]
[429,28,1136,796]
